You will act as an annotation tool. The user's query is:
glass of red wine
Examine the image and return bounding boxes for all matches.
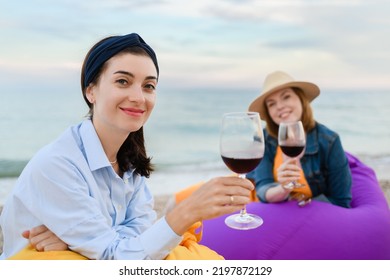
[220,112,265,230]
[278,121,310,206]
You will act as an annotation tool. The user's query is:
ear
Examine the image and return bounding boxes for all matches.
[85,85,95,104]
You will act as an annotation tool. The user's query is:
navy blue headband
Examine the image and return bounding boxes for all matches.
[83,33,159,88]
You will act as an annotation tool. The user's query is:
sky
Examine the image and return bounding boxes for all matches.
[0,0,389,93]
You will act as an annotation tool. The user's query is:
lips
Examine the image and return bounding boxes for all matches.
[279,111,291,119]
[120,107,145,117]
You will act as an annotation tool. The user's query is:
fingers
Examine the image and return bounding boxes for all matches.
[29,225,49,237]
[225,194,250,207]
[279,161,301,173]
[278,169,300,181]
[210,177,253,206]
[207,177,253,207]
[277,160,301,184]
[208,176,254,191]
[22,230,30,239]
[167,176,256,235]
[34,235,68,252]
[40,242,68,252]
[29,230,54,251]
[184,176,254,218]
[24,225,68,252]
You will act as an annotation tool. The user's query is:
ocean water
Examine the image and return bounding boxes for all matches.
[1,87,390,203]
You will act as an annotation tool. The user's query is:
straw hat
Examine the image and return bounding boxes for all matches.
[249,71,320,119]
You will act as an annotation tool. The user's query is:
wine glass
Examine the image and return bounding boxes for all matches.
[278,121,310,206]
[220,112,265,230]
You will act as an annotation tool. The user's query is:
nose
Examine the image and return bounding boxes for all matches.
[275,100,284,110]
[128,85,145,103]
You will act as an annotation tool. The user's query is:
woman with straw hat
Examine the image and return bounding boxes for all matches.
[247,71,352,208]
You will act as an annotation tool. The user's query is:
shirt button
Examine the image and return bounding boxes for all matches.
[118,205,123,210]
[124,178,128,184]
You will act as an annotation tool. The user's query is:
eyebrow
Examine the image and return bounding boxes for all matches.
[113,70,157,81]
[280,89,290,96]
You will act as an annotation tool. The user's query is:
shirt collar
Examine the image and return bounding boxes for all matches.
[79,119,111,171]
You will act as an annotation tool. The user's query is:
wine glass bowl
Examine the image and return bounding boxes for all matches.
[278,121,305,159]
[220,112,265,230]
[221,155,262,175]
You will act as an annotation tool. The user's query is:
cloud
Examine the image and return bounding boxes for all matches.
[0,0,389,90]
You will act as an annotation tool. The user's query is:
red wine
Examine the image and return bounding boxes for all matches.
[280,145,304,157]
[221,156,262,174]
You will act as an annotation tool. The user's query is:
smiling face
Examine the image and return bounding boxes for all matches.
[85,52,158,139]
[264,87,303,125]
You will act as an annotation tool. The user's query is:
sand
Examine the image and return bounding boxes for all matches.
[1,180,389,255]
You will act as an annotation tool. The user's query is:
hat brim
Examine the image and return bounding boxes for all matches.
[248,81,320,119]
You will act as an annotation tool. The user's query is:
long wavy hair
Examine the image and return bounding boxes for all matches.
[263,87,316,139]
[80,41,154,177]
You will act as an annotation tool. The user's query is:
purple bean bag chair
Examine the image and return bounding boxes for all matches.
[200,153,390,259]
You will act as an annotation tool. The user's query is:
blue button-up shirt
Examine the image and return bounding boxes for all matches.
[0,120,181,259]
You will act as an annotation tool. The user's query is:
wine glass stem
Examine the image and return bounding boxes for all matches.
[238,174,249,218]
[240,206,248,216]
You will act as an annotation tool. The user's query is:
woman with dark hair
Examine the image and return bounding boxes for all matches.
[0,33,253,260]
[246,71,352,208]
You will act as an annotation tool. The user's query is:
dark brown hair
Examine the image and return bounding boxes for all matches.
[263,87,316,139]
[80,40,154,177]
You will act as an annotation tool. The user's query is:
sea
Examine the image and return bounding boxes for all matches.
[1,87,389,204]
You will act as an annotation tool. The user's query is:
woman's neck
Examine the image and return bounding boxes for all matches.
[91,119,128,168]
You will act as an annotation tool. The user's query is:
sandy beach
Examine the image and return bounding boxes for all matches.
[1,179,389,255]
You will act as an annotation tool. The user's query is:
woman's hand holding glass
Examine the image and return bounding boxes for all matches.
[165,176,255,235]
[277,158,302,189]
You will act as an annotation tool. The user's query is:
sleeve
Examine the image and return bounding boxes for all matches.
[16,154,181,260]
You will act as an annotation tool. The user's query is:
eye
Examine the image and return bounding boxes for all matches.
[266,102,275,108]
[144,83,156,91]
[116,79,128,86]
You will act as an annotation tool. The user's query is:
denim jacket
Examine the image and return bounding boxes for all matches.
[247,122,352,208]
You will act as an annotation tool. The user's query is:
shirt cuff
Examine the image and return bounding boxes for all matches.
[139,216,182,259]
